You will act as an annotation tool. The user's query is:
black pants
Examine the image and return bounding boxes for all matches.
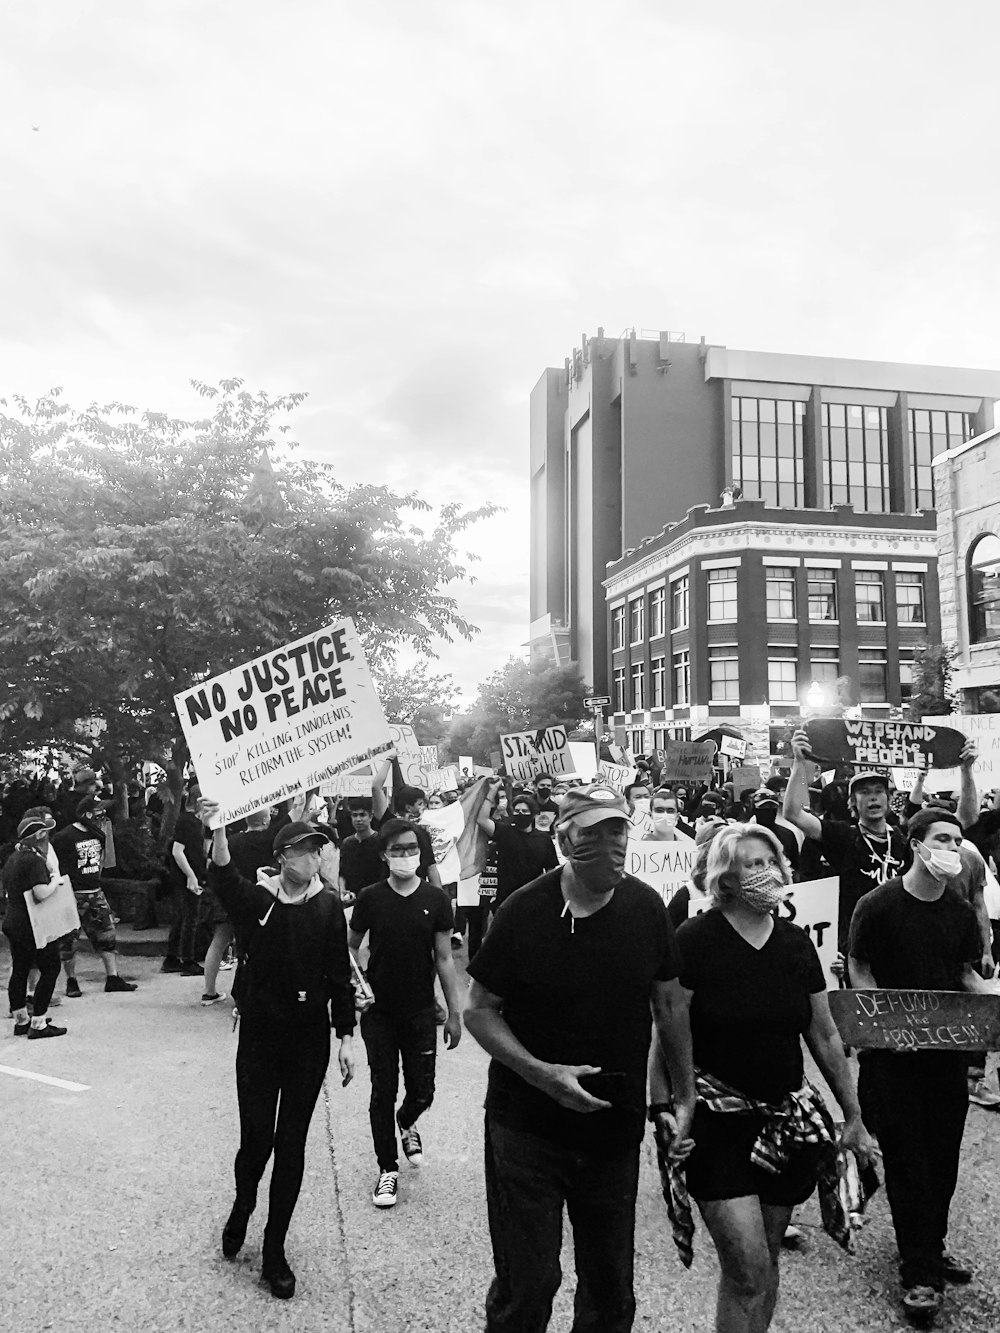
[466,900,496,962]
[166,884,203,962]
[858,1053,969,1291]
[234,1017,330,1251]
[5,936,60,1016]
[484,1116,640,1333]
[360,1004,436,1172]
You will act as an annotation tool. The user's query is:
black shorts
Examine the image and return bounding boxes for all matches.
[684,1104,821,1206]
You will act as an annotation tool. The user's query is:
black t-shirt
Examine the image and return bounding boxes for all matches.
[677,911,825,1105]
[467,870,681,1153]
[227,828,275,881]
[848,878,980,992]
[492,823,559,905]
[1,847,51,947]
[51,823,105,891]
[339,833,385,896]
[173,809,208,881]
[818,819,911,951]
[965,809,1000,862]
[350,879,453,1016]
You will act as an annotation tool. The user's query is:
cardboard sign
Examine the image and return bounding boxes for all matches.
[626,840,697,902]
[804,718,966,771]
[829,990,1000,1052]
[689,875,840,986]
[174,618,393,824]
[659,740,718,783]
[319,772,374,798]
[499,726,575,781]
[597,761,637,794]
[921,713,1000,794]
[567,743,598,781]
[421,764,459,793]
[732,765,762,800]
[459,755,474,775]
[720,735,748,760]
[26,875,80,948]
[389,723,424,788]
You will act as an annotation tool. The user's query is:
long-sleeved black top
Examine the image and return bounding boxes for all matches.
[208,860,356,1037]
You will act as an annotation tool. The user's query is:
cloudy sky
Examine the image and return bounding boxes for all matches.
[3,0,1000,703]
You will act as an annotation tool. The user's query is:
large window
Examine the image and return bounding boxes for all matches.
[613,666,626,713]
[858,648,888,703]
[671,575,689,631]
[672,650,690,706]
[899,650,915,703]
[611,604,625,651]
[731,396,805,506]
[807,567,838,621]
[707,567,738,621]
[630,662,645,711]
[910,408,973,511]
[855,570,885,622]
[895,571,926,624]
[809,647,840,687]
[765,566,796,620]
[709,646,739,703]
[629,597,644,644]
[822,403,889,512]
[767,648,798,704]
[629,729,645,756]
[651,656,666,708]
[969,533,1000,643]
[649,587,666,638]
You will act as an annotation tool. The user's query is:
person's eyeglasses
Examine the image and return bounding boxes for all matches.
[385,844,420,857]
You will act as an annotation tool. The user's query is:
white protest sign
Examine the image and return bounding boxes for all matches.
[174,618,392,824]
[388,723,425,789]
[422,764,460,792]
[625,839,697,903]
[720,734,747,760]
[598,761,637,794]
[567,742,598,782]
[459,755,474,775]
[500,726,575,781]
[688,875,840,987]
[319,772,374,798]
[922,714,1000,793]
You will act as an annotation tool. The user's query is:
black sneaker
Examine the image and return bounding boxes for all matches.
[372,1171,399,1208]
[179,962,204,977]
[105,976,137,993]
[13,1020,30,1037]
[261,1248,295,1299]
[65,978,83,999]
[28,1021,68,1040]
[942,1253,973,1284]
[398,1120,423,1166]
[222,1200,253,1258]
[160,956,183,974]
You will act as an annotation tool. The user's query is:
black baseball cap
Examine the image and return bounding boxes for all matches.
[273,821,335,852]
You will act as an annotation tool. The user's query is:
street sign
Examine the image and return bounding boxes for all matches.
[584,695,611,709]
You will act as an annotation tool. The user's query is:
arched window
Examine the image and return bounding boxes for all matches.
[968,533,1000,643]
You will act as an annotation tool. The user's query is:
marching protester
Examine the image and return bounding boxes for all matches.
[465,783,696,1333]
[476,781,558,910]
[3,813,68,1039]
[201,799,355,1301]
[656,822,879,1333]
[747,786,799,876]
[338,798,383,903]
[51,796,137,996]
[848,806,999,1324]
[162,783,209,977]
[348,817,463,1209]
[643,789,695,843]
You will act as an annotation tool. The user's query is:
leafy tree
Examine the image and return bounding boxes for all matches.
[370,658,460,746]
[443,657,590,764]
[905,644,959,720]
[0,381,496,829]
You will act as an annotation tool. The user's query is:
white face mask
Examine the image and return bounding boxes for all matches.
[918,844,963,881]
[388,853,421,878]
[652,812,678,832]
[632,798,651,815]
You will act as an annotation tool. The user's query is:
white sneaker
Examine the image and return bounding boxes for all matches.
[372,1171,399,1208]
[969,1078,1000,1109]
[201,991,228,1007]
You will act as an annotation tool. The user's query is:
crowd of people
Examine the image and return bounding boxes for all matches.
[3,736,1000,1327]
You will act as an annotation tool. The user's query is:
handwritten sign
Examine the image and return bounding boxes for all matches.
[174,618,393,824]
[720,735,748,760]
[732,765,762,800]
[805,718,966,770]
[319,772,374,798]
[659,740,718,783]
[922,713,1000,794]
[500,726,575,781]
[626,840,697,902]
[829,990,1000,1052]
[421,764,460,793]
[598,761,637,794]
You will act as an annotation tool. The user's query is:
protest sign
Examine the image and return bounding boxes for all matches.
[732,765,762,800]
[720,735,748,760]
[499,726,575,781]
[626,839,697,902]
[387,723,424,788]
[689,875,839,986]
[421,763,460,792]
[567,743,598,782]
[459,755,474,775]
[804,718,966,770]
[829,990,1000,1052]
[659,740,718,783]
[921,713,1000,794]
[598,761,637,794]
[174,618,392,825]
[26,875,80,948]
[319,772,373,798]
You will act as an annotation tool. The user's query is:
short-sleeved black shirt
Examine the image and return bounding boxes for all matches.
[491,823,558,906]
[350,879,453,1017]
[467,869,681,1153]
[339,833,385,896]
[676,911,826,1105]
[226,828,276,882]
[848,878,980,992]
[173,809,208,882]
[1,847,51,948]
[51,824,105,891]
[818,820,911,952]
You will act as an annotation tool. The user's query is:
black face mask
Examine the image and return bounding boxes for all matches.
[753,804,778,827]
[566,836,626,885]
[511,812,533,830]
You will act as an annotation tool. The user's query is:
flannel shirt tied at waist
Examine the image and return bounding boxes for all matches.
[654,1069,852,1269]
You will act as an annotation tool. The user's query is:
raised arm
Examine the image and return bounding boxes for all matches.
[477,780,500,838]
[957,740,980,831]
[782,728,823,842]
[371,759,391,822]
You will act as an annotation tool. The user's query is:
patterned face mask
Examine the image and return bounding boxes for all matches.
[734,866,788,913]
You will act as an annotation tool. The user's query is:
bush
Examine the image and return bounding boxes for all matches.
[106,818,164,881]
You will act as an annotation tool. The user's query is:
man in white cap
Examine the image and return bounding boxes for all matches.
[465,782,695,1333]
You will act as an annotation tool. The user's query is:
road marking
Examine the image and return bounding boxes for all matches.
[0,1063,90,1092]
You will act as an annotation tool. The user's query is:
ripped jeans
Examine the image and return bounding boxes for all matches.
[360,1004,437,1172]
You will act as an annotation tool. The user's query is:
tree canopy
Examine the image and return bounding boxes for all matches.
[443,656,590,763]
[0,380,496,779]
[370,657,460,746]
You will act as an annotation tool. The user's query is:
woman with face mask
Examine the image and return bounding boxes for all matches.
[649,824,878,1333]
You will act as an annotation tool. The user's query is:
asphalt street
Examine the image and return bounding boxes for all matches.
[4,948,1000,1332]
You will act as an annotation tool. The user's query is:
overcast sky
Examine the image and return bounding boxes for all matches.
[3,0,1000,703]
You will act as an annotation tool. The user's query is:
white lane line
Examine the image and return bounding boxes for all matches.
[0,1064,90,1092]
